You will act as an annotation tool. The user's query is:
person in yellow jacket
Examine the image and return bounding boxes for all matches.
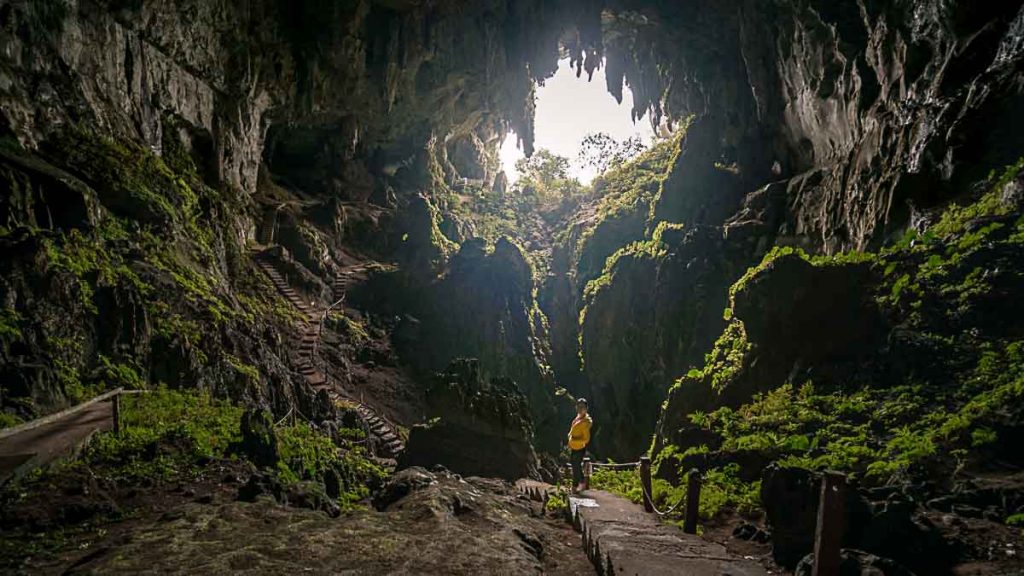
[567,398,592,492]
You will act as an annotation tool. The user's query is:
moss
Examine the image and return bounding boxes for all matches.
[573,132,685,286]
[53,129,198,227]
[928,157,1023,239]
[674,335,1024,485]
[0,307,21,341]
[43,221,150,314]
[54,359,91,404]
[225,354,260,382]
[85,387,244,484]
[159,116,201,179]
[97,355,146,390]
[143,242,237,328]
[669,320,750,395]
[276,421,387,505]
[0,412,24,430]
[336,314,370,346]
[276,421,341,485]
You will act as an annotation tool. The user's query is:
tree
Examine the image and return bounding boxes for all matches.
[514,149,583,201]
[577,132,647,175]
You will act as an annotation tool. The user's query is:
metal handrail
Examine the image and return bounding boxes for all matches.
[318,294,346,385]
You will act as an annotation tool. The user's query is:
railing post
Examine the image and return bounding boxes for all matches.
[639,456,653,513]
[813,471,847,576]
[683,468,702,534]
[112,393,121,435]
[582,457,591,490]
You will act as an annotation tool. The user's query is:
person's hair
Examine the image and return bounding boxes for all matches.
[576,397,588,407]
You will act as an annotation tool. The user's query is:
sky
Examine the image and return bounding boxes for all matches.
[499,58,656,185]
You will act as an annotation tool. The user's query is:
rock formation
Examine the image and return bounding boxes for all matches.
[0,1,1022,572]
[399,359,540,481]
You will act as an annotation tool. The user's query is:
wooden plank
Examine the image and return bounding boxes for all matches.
[812,471,847,576]
[684,468,702,534]
[640,456,654,513]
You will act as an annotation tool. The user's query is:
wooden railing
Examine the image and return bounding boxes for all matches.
[576,454,846,573]
[0,387,149,441]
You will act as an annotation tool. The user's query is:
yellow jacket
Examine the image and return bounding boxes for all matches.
[567,414,592,451]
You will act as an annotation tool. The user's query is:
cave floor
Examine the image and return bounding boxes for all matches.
[3,471,593,575]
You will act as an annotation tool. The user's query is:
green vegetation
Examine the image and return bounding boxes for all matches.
[675,320,750,394]
[578,132,648,175]
[591,131,682,236]
[929,157,1023,239]
[225,353,260,382]
[653,159,1024,513]
[335,313,370,346]
[55,130,197,228]
[590,464,760,524]
[0,307,21,341]
[8,387,385,506]
[276,420,386,506]
[97,355,145,390]
[276,421,341,483]
[86,387,244,484]
[43,220,150,313]
[514,149,586,201]
[574,132,684,279]
[451,148,587,280]
[574,135,686,339]
[0,412,23,429]
[545,489,569,515]
[3,127,302,416]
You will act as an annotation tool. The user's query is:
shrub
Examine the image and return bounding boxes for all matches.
[86,387,243,484]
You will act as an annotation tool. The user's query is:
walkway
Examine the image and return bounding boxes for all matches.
[0,399,112,484]
[516,481,768,576]
[254,248,404,458]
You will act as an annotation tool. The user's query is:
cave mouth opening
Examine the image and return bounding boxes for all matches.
[499,56,657,186]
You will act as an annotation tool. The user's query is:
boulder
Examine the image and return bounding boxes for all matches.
[372,467,437,510]
[397,359,540,481]
[795,549,915,576]
[761,465,953,573]
[237,409,280,468]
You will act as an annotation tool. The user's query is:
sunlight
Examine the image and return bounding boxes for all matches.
[500,58,656,185]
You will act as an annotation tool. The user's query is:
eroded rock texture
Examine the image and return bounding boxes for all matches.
[1,0,1022,483]
[398,359,540,481]
[541,0,1024,460]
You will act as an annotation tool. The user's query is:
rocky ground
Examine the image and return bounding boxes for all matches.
[2,467,591,575]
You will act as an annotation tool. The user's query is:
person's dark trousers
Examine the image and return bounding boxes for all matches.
[570,448,586,486]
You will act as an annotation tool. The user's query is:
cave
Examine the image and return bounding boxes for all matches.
[0,0,1023,574]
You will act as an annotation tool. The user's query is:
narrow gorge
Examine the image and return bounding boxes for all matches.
[1,0,1022,574]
